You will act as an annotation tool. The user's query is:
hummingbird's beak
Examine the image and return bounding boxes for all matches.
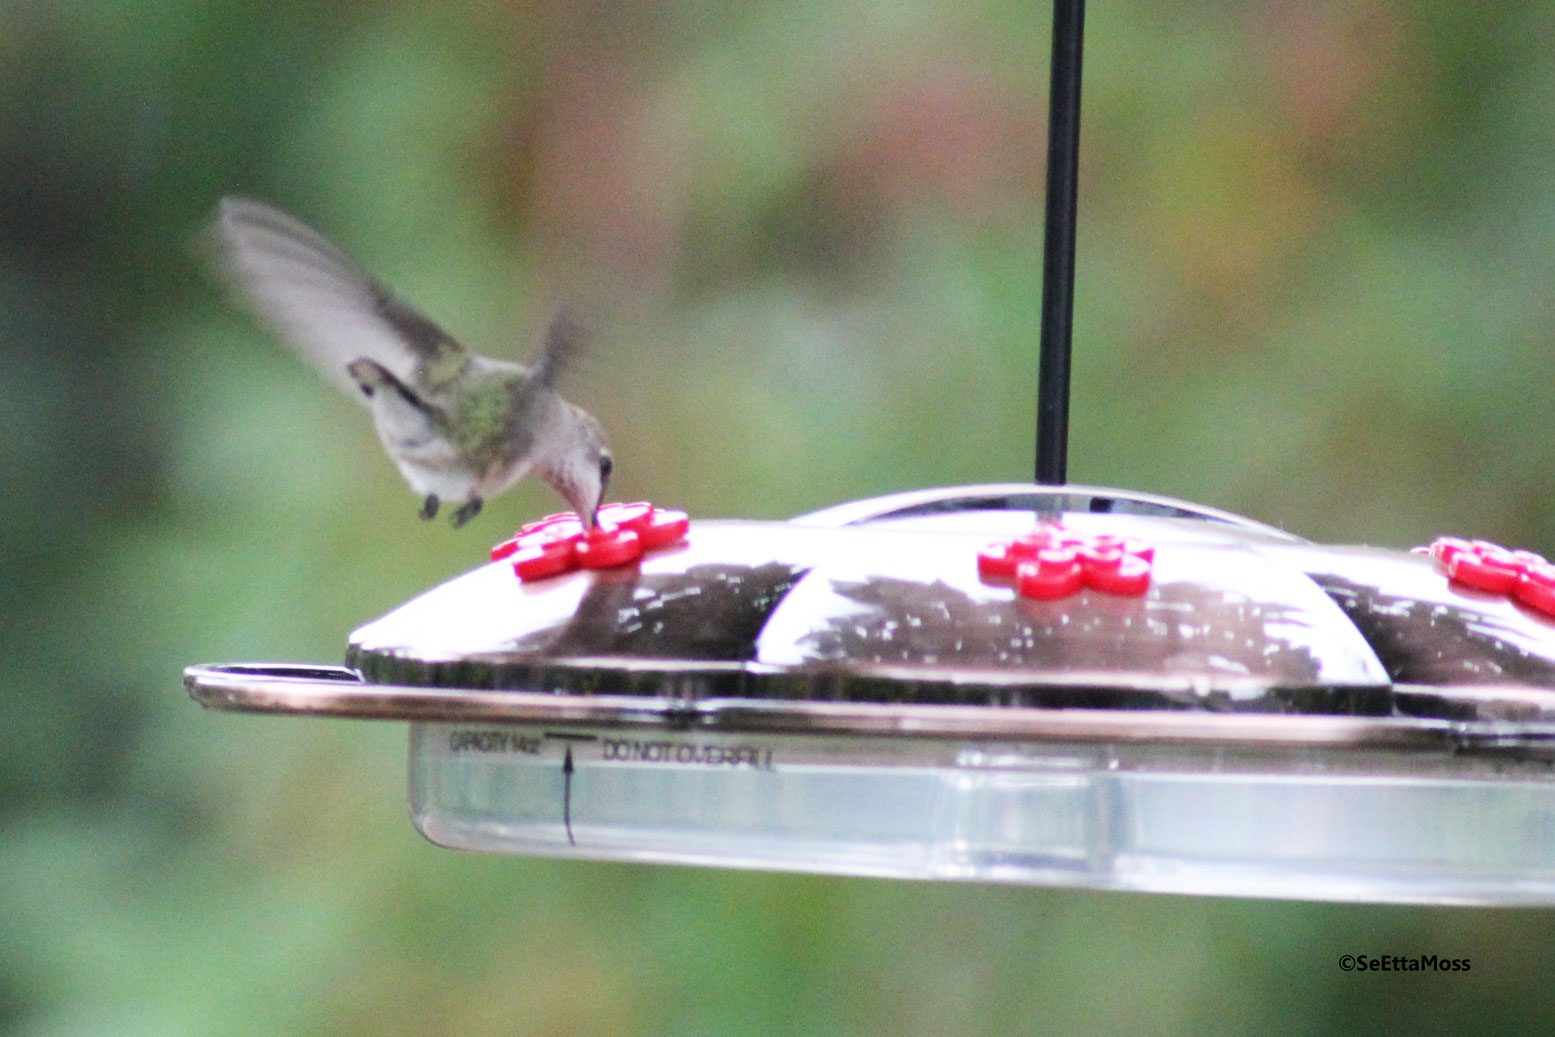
[591,454,612,529]
[547,449,610,530]
[565,486,603,531]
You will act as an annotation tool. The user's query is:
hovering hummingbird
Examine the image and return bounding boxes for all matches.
[204,196,612,529]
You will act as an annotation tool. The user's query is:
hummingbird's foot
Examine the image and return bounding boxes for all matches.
[419,494,440,521]
[451,497,483,529]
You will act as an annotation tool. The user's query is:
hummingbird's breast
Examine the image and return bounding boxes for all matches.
[443,366,554,494]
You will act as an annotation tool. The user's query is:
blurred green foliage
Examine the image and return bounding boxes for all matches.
[5,0,1555,1033]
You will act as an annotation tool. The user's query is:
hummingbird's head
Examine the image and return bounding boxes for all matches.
[541,405,612,529]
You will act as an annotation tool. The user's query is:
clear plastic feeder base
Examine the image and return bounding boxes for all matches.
[408,717,1555,904]
[186,663,1555,905]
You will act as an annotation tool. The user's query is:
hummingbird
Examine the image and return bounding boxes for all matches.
[204,196,612,529]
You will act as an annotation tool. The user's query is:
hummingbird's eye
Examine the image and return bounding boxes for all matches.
[598,454,613,481]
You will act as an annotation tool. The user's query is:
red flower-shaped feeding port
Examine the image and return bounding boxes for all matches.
[1425,537,1555,618]
[491,502,690,582]
[977,523,1154,600]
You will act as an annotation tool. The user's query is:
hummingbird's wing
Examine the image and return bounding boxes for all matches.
[205,196,468,399]
[529,307,588,389]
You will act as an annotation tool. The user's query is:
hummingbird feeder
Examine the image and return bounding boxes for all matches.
[186,2,1555,904]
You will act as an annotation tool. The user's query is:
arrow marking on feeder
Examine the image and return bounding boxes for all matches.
[562,745,576,847]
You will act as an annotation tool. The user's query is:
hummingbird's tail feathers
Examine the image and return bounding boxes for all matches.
[532,307,589,389]
[204,196,467,399]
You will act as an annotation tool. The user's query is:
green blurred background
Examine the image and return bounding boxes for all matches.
[5,0,1555,1033]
